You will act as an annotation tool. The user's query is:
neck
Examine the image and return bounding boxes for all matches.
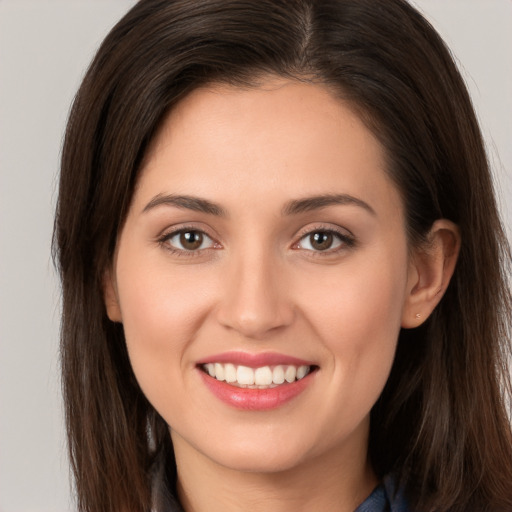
[171,428,378,512]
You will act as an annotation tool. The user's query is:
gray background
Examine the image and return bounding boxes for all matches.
[0,1,510,511]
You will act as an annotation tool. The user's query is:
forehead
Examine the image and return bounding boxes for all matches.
[135,78,401,219]
[147,78,379,163]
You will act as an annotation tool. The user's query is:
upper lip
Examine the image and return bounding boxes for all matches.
[196,351,316,368]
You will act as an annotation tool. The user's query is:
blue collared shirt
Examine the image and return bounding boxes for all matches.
[355,475,410,512]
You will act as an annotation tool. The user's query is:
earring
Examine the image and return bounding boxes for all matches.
[415,313,421,319]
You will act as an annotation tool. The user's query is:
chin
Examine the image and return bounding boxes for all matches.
[200,433,316,474]
[214,450,307,474]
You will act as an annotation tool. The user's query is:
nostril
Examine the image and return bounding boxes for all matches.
[217,293,295,337]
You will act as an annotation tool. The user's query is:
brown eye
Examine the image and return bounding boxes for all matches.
[297,230,349,252]
[163,229,215,252]
[179,231,203,250]
[309,232,333,251]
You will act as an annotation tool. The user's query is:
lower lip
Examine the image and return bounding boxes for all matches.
[198,370,314,410]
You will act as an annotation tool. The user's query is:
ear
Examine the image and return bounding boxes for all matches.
[102,268,122,323]
[401,219,460,328]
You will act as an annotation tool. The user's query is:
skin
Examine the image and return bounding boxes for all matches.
[104,78,460,512]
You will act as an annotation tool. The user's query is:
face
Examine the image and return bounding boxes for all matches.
[106,79,416,475]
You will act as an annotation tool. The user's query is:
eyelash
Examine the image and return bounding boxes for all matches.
[293,225,356,255]
[157,225,356,257]
[157,226,220,257]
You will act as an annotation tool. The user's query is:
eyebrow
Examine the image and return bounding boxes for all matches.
[142,192,375,217]
[282,194,376,216]
[142,194,226,216]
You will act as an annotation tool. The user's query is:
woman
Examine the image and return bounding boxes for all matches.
[53,0,512,511]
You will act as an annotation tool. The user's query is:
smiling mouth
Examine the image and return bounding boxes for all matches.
[200,363,316,389]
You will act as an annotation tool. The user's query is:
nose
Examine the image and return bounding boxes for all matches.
[216,249,295,339]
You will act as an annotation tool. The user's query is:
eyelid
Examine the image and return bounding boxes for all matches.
[157,224,222,254]
[155,222,355,256]
[292,224,356,252]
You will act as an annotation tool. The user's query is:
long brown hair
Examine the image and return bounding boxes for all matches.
[54,0,512,510]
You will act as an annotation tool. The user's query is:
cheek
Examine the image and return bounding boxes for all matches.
[299,250,407,336]
[295,249,408,407]
[114,248,216,393]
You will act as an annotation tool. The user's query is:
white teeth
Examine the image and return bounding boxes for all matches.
[272,365,285,384]
[285,365,296,383]
[203,363,312,387]
[237,365,255,385]
[254,366,273,386]
[224,363,237,383]
[214,363,225,381]
[297,365,308,379]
